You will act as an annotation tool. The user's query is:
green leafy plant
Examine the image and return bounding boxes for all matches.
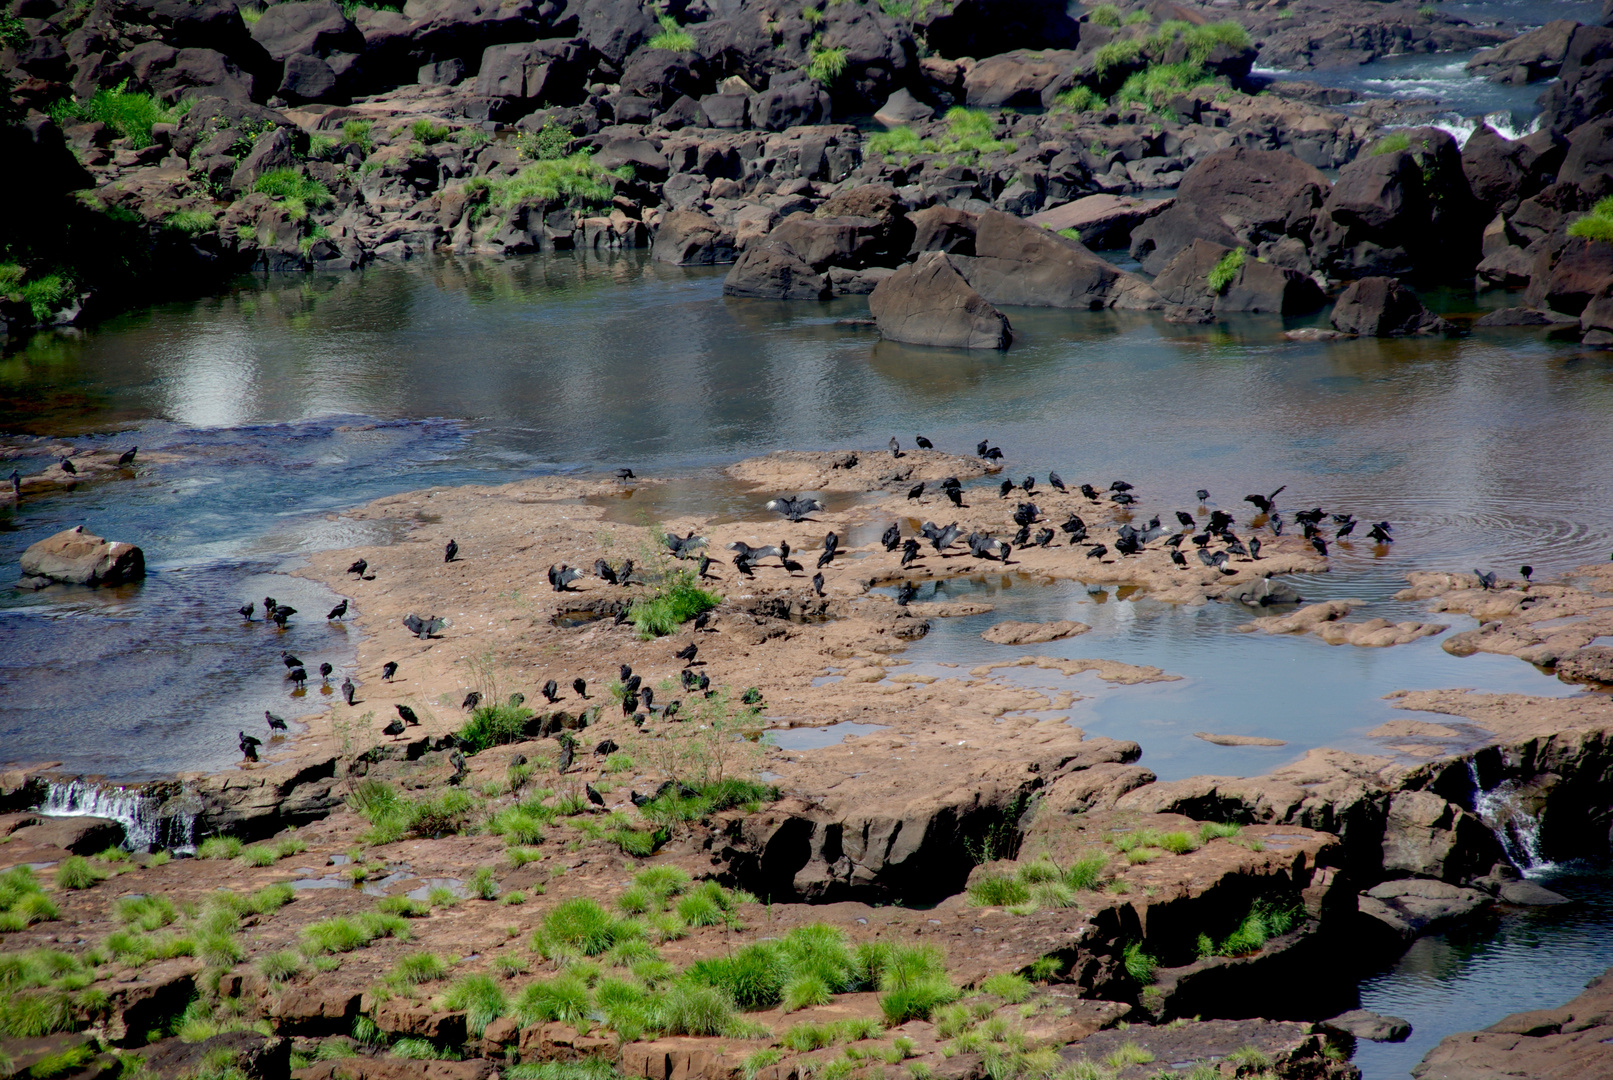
[1116,61,1213,110]
[629,563,721,638]
[411,118,450,144]
[253,168,335,221]
[1088,4,1121,27]
[1121,941,1156,984]
[1568,196,1613,243]
[1370,131,1412,156]
[51,80,184,148]
[476,151,627,212]
[649,14,696,50]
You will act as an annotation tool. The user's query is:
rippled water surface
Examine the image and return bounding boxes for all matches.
[5,253,1613,777]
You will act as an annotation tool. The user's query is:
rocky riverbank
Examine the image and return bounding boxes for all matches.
[5,0,1613,346]
[5,450,1613,1079]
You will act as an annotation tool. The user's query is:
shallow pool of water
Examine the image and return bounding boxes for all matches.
[771,721,891,750]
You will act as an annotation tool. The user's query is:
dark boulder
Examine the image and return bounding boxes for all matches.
[812,2,912,113]
[591,133,669,180]
[1128,147,1327,274]
[652,209,736,265]
[1467,19,1579,84]
[1524,237,1613,315]
[1558,116,1613,202]
[126,43,257,103]
[249,0,362,61]
[1330,277,1452,336]
[962,49,1082,107]
[874,87,934,125]
[722,241,830,299]
[619,47,710,110]
[1461,124,1567,219]
[907,205,978,256]
[958,209,1161,309]
[1152,239,1325,315]
[916,0,1078,59]
[762,214,891,271]
[1539,25,1613,134]
[571,0,661,67]
[868,251,1011,350]
[475,39,587,106]
[751,78,830,131]
[1312,127,1484,281]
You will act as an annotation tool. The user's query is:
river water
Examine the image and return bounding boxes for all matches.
[4,245,1613,1076]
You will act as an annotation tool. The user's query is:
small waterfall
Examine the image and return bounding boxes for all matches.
[1466,761,1555,877]
[39,780,196,853]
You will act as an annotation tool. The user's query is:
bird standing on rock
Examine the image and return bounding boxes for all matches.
[118,447,138,466]
[239,731,261,761]
[1049,472,1066,492]
[444,539,458,562]
[889,437,902,458]
[812,572,825,597]
[319,662,333,683]
[395,704,420,726]
[60,457,76,475]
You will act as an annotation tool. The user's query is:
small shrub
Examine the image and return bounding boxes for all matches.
[197,836,243,860]
[629,569,721,638]
[55,857,104,890]
[880,981,957,1025]
[253,167,335,221]
[1568,196,1613,242]
[1116,61,1212,110]
[605,752,636,773]
[517,974,592,1024]
[967,874,1029,907]
[648,14,695,50]
[1054,86,1103,111]
[1121,941,1156,984]
[258,951,302,983]
[1207,248,1245,294]
[410,119,449,144]
[1371,131,1412,156]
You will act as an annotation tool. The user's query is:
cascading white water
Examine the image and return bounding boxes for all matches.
[1467,761,1556,877]
[39,780,195,852]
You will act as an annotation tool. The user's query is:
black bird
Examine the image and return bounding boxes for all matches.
[558,735,577,780]
[1080,483,1099,500]
[630,790,651,807]
[444,539,458,562]
[239,731,261,761]
[1049,472,1066,492]
[347,559,367,576]
[621,692,639,716]
[1176,511,1195,528]
[265,596,277,615]
[922,520,964,554]
[1368,522,1394,543]
[1165,533,1186,549]
[594,559,619,585]
[1244,486,1287,514]
[1270,515,1285,537]
[665,531,708,559]
[282,652,302,669]
[663,699,682,721]
[882,523,901,552]
[1331,513,1354,525]
[767,495,824,522]
[382,661,398,681]
[1012,524,1030,547]
[693,610,711,630]
[1035,527,1054,547]
[1295,508,1326,527]
[977,440,990,457]
[1191,533,1210,548]
[1226,539,1249,558]
[889,436,902,458]
[265,710,288,731]
[682,669,698,690]
[939,477,962,493]
[448,749,467,784]
[595,738,619,756]
[8,470,18,500]
[1171,549,1187,567]
[1311,536,1329,557]
[60,457,77,475]
[817,532,839,569]
[574,677,588,698]
[1475,569,1498,591]
[1249,537,1262,560]
[1012,502,1041,527]
[946,487,965,508]
[328,600,348,621]
[341,678,355,706]
[908,482,925,500]
[985,447,1003,460]
[289,667,308,688]
[1196,489,1210,503]
[239,601,255,621]
[1086,544,1108,560]
[624,675,641,695]
[1521,565,1534,582]
[620,663,633,682]
[675,643,698,664]
[697,673,711,693]
[1110,481,1133,493]
[272,606,296,627]
[1022,476,1035,494]
[382,715,405,736]
[895,581,918,606]
[542,679,559,703]
[118,447,138,466]
[1209,510,1235,535]
[548,564,582,592]
[404,613,446,639]
[586,783,604,807]
[698,554,716,579]
[916,435,933,449]
[1114,529,1141,556]
[1336,520,1356,540]
[1197,548,1219,567]
[1060,514,1086,538]
[396,704,420,726]
[463,690,482,711]
[999,479,1014,498]
[319,662,333,682]
[615,468,635,481]
[812,572,825,596]
[900,538,920,567]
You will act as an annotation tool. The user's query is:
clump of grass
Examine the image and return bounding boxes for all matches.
[1208,247,1245,294]
[605,752,636,773]
[115,894,177,930]
[458,703,537,753]
[196,836,243,859]
[968,874,1029,907]
[649,13,695,50]
[1371,131,1412,156]
[536,897,632,957]
[347,780,476,842]
[1092,38,1142,75]
[473,151,628,214]
[1199,821,1242,842]
[980,972,1032,1003]
[877,944,956,1024]
[410,118,449,144]
[1121,941,1156,984]
[253,167,335,221]
[392,951,448,985]
[51,79,183,147]
[659,982,735,1036]
[1088,3,1121,27]
[628,566,721,639]
[377,896,431,917]
[443,973,507,1035]
[300,912,410,955]
[1116,61,1213,110]
[1054,85,1103,111]
[0,867,58,932]
[467,867,499,900]
[1105,1042,1155,1068]
[867,125,924,157]
[258,950,302,983]
[165,208,217,235]
[807,38,849,83]
[54,857,104,891]
[1568,195,1613,243]
[1195,899,1304,959]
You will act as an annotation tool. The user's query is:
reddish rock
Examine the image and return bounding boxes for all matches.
[1413,966,1613,1078]
[867,251,1011,350]
[1330,277,1451,336]
[18,525,146,588]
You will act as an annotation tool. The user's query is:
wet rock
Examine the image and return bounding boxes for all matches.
[1152,238,1325,315]
[954,210,1162,310]
[1330,277,1452,336]
[1525,237,1613,316]
[1538,25,1613,134]
[873,87,933,125]
[1497,878,1572,905]
[980,619,1089,645]
[141,1031,289,1080]
[1466,19,1579,84]
[1460,124,1566,219]
[1558,116,1613,202]
[18,525,146,588]
[1226,577,1303,607]
[1027,194,1172,252]
[1381,789,1502,882]
[652,209,736,265]
[1554,645,1613,684]
[867,251,1011,350]
[907,205,978,256]
[1472,306,1579,327]
[1413,966,1613,1077]
[8,814,124,853]
[1193,732,1287,747]
[1321,1009,1411,1043]
[722,241,830,300]
[1364,878,1491,939]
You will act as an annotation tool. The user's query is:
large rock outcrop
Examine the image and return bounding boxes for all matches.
[867,251,1011,350]
[956,210,1161,310]
[1413,966,1613,1078]
[1152,239,1325,315]
[18,525,146,588]
[1330,277,1451,336]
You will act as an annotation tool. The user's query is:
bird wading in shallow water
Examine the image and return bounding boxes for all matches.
[265,711,287,731]
[118,447,137,466]
[239,731,261,761]
[328,600,347,621]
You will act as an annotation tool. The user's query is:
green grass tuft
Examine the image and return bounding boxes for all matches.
[253,167,335,221]
[1371,131,1412,156]
[968,874,1029,907]
[55,857,104,890]
[444,973,508,1035]
[1122,941,1156,984]
[807,38,849,83]
[1568,196,1613,243]
[1208,247,1245,294]
[196,836,243,860]
[628,567,721,639]
[649,14,696,50]
[257,950,302,983]
[51,80,183,148]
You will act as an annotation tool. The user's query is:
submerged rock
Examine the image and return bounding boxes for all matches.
[1322,1008,1412,1043]
[1330,277,1453,336]
[18,525,146,589]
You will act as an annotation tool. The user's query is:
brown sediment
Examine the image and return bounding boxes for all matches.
[981,620,1090,645]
